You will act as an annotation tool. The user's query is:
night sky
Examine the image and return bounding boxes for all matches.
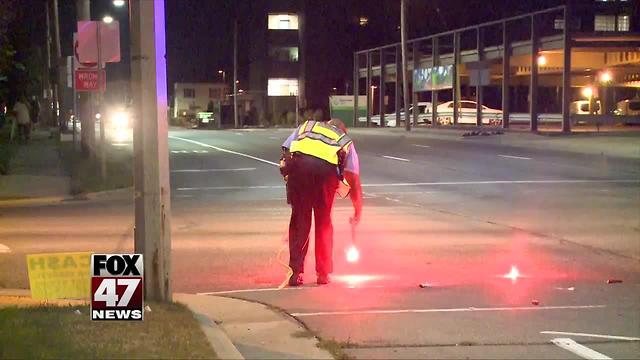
[12,0,563,106]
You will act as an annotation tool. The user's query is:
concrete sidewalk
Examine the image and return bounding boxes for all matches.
[176,293,334,359]
[0,128,70,200]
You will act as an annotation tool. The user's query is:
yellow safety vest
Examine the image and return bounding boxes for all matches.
[289,120,352,165]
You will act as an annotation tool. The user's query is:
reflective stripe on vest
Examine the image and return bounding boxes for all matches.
[290,121,352,165]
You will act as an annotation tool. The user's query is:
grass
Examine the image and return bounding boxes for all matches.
[317,338,357,360]
[0,302,217,359]
[58,142,132,194]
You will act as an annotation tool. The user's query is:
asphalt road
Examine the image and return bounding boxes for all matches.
[1,127,639,359]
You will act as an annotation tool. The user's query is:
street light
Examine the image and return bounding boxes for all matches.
[599,70,612,84]
[581,86,593,99]
[113,0,126,7]
[537,55,547,66]
[218,70,225,82]
[102,15,114,24]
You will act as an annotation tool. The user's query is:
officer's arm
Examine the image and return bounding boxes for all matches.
[344,171,362,222]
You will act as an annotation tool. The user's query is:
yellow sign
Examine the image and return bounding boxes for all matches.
[26,252,92,300]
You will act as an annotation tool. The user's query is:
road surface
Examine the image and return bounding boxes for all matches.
[1,127,639,359]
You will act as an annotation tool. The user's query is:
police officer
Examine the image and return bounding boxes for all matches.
[281,118,362,286]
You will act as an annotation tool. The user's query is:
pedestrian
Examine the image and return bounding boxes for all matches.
[12,96,31,143]
[280,117,363,286]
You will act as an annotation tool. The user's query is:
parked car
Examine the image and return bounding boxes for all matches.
[359,102,432,127]
[570,100,601,115]
[435,100,502,125]
[614,98,640,116]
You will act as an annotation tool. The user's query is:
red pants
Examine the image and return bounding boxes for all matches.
[287,154,339,275]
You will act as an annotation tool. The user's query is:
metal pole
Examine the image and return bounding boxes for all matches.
[130,0,172,302]
[452,32,459,126]
[395,45,401,127]
[412,43,418,127]
[52,0,63,131]
[379,49,386,127]
[97,23,106,180]
[76,0,93,156]
[73,55,78,150]
[233,20,239,128]
[432,37,439,127]
[353,53,359,128]
[366,52,372,127]
[530,15,539,132]
[476,27,484,127]
[561,5,572,133]
[401,0,411,131]
[502,21,511,129]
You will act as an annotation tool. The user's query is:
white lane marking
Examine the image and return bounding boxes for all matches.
[361,179,640,187]
[177,185,284,191]
[269,136,279,140]
[412,144,431,148]
[197,287,303,295]
[0,244,11,253]
[542,331,640,341]
[193,150,209,153]
[234,132,244,136]
[176,179,640,192]
[169,136,279,166]
[551,338,612,360]
[382,155,410,162]
[171,150,190,154]
[290,304,606,317]
[498,154,532,160]
[171,168,256,173]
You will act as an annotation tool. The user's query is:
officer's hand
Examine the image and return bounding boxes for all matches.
[350,209,361,226]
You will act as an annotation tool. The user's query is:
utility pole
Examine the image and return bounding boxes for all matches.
[75,0,95,156]
[52,0,63,131]
[233,19,239,128]
[130,0,172,302]
[44,1,52,128]
[97,22,107,180]
[401,0,411,131]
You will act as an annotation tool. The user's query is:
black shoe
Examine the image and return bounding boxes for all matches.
[317,274,330,285]
[289,273,303,287]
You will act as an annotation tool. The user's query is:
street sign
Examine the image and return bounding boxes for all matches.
[26,252,92,300]
[75,68,106,92]
[77,21,121,64]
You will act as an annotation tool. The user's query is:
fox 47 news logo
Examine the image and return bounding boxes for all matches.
[91,254,144,321]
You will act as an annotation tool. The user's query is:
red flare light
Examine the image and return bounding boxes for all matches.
[503,265,521,283]
[346,246,360,263]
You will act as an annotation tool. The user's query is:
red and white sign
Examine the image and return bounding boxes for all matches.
[91,254,144,321]
[77,21,121,64]
[75,69,106,92]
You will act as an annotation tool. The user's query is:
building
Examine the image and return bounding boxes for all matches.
[172,82,229,119]
[246,1,305,126]
[353,0,640,132]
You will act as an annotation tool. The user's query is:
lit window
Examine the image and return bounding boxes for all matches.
[183,88,195,98]
[594,15,616,31]
[554,18,564,30]
[268,78,299,96]
[359,17,369,26]
[618,15,630,31]
[268,14,299,30]
[269,46,299,62]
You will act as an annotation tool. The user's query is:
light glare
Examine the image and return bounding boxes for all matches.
[346,246,360,263]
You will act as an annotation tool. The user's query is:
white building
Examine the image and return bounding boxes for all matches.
[173,82,229,118]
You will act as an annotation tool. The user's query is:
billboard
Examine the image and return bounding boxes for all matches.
[413,65,453,91]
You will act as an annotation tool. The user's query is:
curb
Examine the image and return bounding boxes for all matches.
[0,187,133,208]
[175,294,245,359]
